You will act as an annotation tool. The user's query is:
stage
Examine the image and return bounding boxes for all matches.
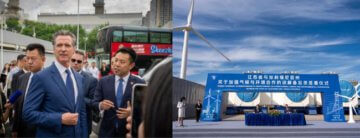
[173,116,360,138]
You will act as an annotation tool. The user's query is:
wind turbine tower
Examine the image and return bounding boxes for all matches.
[174,0,231,79]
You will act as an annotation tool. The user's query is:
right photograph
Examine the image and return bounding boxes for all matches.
[172,0,360,137]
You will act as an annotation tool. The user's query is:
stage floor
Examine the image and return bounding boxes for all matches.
[223,114,360,121]
[173,118,360,138]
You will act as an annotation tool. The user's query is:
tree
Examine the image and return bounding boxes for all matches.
[83,24,108,58]
[7,19,104,58]
[21,20,86,46]
[5,18,21,32]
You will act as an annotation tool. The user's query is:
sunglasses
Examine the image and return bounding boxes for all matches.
[71,59,83,64]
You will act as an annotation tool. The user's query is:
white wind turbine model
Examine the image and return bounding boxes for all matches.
[173,0,231,79]
[335,85,359,123]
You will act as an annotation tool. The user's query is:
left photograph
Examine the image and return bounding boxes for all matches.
[0,0,172,137]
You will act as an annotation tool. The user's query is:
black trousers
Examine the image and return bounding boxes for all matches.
[196,110,201,122]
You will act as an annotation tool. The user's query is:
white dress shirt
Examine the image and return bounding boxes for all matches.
[24,73,34,100]
[115,73,130,97]
[54,61,78,104]
[89,67,99,79]
[99,73,130,116]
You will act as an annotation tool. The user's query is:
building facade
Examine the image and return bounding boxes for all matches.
[38,13,143,32]
[144,0,172,28]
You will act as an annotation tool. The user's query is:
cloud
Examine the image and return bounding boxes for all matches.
[20,0,149,20]
[175,0,360,25]
[236,35,355,49]
[172,37,357,79]
[173,0,360,84]
[174,33,355,64]
[307,38,353,47]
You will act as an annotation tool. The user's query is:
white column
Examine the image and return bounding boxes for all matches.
[76,0,80,50]
[1,14,4,70]
[179,30,189,79]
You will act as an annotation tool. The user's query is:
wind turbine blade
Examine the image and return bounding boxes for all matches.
[173,26,191,31]
[187,0,195,25]
[191,28,231,62]
[351,94,357,100]
[335,94,351,99]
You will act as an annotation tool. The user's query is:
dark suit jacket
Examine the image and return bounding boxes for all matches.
[92,74,145,137]
[12,72,36,137]
[11,69,25,95]
[22,63,87,137]
[80,71,98,135]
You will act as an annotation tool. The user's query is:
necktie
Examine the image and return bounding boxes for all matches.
[65,69,75,104]
[117,78,124,108]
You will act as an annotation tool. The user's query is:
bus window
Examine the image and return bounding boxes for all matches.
[160,33,171,44]
[150,32,161,43]
[124,31,148,43]
[113,31,123,42]
[150,32,171,44]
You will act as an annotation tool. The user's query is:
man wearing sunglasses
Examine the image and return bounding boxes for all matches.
[70,50,98,136]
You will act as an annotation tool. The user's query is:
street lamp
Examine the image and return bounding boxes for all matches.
[1,12,6,70]
[84,36,88,53]
[76,0,80,50]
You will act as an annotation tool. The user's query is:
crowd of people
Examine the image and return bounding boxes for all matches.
[0,30,171,137]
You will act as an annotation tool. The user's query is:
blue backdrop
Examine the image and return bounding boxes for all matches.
[236,92,259,102]
[200,73,345,122]
[286,92,307,102]
[339,80,355,102]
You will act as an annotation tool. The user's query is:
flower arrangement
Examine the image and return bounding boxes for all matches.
[268,110,281,116]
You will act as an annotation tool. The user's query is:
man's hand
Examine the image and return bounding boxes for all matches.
[5,102,12,109]
[117,101,131,119]
[61,113,79,125]
[100,100,115,110]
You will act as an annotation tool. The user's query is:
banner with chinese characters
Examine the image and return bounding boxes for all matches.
[200,73,345,122]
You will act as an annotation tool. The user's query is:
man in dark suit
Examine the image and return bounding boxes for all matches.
[92,47,145,137]
[71,50,98,136]
[10,54,27,96]
[22,30,87,137]
[6,54,27,137]
[12,43,46,137]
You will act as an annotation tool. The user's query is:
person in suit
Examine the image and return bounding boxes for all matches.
[10,54,27,97]
[6,54,27,137]
[92,47,145,137]
[195,100,202,122]
[70,50,98,136]
[22,30,87,137]
[12,43,46,137]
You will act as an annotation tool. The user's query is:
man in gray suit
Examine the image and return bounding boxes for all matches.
[12,43,46,137]
[70,50,98,136]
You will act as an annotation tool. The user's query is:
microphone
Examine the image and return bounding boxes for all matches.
[9,90,23,104]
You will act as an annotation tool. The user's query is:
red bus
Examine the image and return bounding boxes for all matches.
[95,25,172,75]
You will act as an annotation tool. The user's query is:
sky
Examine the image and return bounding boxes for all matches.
[173,0,360,85]
[2,0,150,20]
